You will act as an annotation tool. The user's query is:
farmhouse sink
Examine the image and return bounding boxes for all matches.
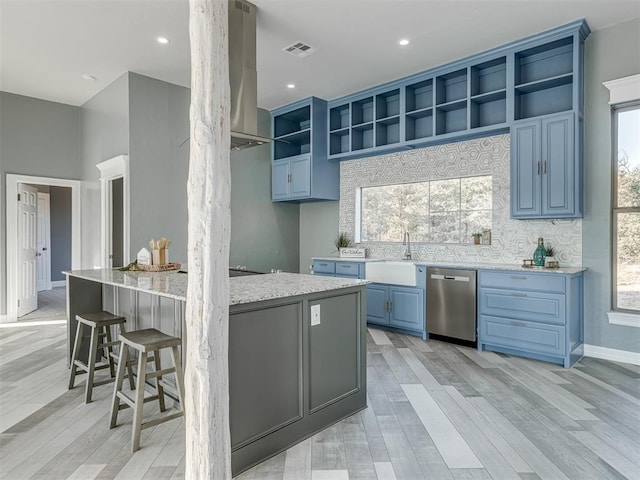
[366,261,417,287]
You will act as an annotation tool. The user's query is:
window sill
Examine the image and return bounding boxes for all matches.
[607,311,640,328]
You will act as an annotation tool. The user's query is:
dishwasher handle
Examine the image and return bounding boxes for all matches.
[430,274,470,282]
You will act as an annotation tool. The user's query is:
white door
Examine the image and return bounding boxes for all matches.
[36,192,52,292]
[18,184,38,317]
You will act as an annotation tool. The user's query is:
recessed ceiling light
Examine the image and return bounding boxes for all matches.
[157,37,170,45]
[82,74,96,81]
[287,84,295,89]
[399,39,410,46]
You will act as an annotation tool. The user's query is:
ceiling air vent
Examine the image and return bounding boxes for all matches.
[282,41,317,59]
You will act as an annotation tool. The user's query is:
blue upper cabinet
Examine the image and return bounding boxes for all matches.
[270,97,338,202]
[512,113,580,218]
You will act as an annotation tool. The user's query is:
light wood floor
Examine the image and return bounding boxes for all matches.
[1,323,639,480]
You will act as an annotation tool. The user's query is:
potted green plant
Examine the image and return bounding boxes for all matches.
[545,246,558,267]
[335,232,365,258]
[471,233,482,245]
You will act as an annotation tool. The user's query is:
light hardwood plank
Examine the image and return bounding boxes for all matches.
[401,384,482,469]
[373,462,397,480]
[368,328,392,346]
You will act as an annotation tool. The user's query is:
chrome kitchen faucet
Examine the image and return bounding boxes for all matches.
[403,232,412,260]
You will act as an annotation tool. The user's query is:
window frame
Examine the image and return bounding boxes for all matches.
[611,101,640,314]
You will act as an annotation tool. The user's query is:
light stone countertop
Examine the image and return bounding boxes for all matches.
[64,269,367,306]
[311,257,586,275]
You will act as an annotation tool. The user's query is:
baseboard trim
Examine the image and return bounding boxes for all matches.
[583,344,640,366]
[51,280,66,288]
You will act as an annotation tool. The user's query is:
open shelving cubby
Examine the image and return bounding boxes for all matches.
[514,37,574,119]
[352,97,374,126]
[274,105,311,138]
[375,89,400,147]
[470,57,507,128]
[352,123,374,151]
[329,103,350,155]
[436,68,468,105]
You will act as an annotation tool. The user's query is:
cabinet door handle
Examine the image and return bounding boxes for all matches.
[537,161,540,175]
[388,301,392,312]
[511,275,527,280]
[510,292,527,297]
[287,173,291,183]
[542,160,547,174]
[510,321,527,327]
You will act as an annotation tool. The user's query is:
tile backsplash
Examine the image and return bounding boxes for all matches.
[339,134,582,266]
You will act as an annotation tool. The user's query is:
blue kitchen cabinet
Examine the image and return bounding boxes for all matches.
[311,259,365,279]
[271,97,338,202]
[477,269,584,367]
[366,284,389,326]
[272,155,311,200]
[511,112,579,218]
[365,283,424,335]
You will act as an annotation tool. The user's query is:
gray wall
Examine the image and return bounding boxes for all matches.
[0,92,80,314]
[299,202,338,274]
[583,18,640,353]
[80,73,130,269]
[128,73,190,264]
[50,186,72,281]
[231,109,300,273]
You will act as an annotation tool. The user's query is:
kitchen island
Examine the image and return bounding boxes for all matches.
[64,268,367,475]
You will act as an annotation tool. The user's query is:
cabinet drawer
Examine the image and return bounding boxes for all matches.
[479,271,565,293]
[313,260,335,274]
[479,288,565,325]
[479,315,565,357]
[335,262,361,278]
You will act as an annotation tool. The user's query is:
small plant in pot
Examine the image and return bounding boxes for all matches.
[544,246,559,267]
[335,232,353,251]
[471,233,482,245]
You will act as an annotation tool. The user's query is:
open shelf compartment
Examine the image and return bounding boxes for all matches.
[274,105,311,138]
[436,101,467,135]
[406,78,433,112]
[376,117,400,146]
[330,129,350,155]
[515,36,573,86]
[330,104,350,131]
[471,91,507,128]
[436,69,468,105]
[352,124,374,151]
[471,57,506,96]
[406,109,433,141]
[376,89,400,120]
[273,130,311,160]
[352,97,374,126]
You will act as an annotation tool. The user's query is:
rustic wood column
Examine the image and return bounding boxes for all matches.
[186,0,231,478]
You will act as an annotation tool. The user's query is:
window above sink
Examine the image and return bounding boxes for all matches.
[356,175,492,245]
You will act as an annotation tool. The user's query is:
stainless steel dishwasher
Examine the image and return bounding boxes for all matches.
[426,268,477,342]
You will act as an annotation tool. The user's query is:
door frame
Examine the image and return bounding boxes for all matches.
[96,155,129,268]
[5,174,81,323]
[36,191,52,292]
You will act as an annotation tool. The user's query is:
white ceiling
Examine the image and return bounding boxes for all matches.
[1,0,639,110]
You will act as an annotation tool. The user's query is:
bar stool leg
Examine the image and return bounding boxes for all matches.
[68,321,83,389]
[119,323,136,391]
[85,324,100,403]
[170,345,186,412]
[131,351,148,452]
[154,349,166,412]
[110,342,129,429]
[104,325,116,378]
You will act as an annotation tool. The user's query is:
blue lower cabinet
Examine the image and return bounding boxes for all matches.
[389,287,424,331]
[312,260,335,276]
[366,283,425,335]
[477,269,583,368]
[366,284,389,326]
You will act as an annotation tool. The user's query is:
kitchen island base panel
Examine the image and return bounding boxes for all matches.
[65,270,366,477]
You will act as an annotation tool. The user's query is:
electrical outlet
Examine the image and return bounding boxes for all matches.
[311,304,321,326]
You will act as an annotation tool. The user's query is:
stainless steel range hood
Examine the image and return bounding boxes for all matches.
[229,0,270,150]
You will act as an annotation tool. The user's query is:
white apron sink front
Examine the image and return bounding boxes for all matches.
[366,261,416,287]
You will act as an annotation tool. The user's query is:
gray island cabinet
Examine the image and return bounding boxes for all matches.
[64,269,367,475]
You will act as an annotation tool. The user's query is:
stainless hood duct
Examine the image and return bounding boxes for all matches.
[229,0,271,150]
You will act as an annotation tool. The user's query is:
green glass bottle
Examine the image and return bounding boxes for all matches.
[533,237,546,267]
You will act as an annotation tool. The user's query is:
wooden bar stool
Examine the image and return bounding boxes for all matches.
[109,328,185,452]
[68,311,135,403]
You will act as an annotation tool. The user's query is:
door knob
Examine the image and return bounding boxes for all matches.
[35,252,42,257]
[42,247,47,251]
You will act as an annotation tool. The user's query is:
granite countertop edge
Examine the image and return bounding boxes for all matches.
[64,269,368,305]
[311,257,587,274]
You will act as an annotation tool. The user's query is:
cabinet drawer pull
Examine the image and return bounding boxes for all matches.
[537,161,540,175]
[341,265,352,268]
[510,321,527,327]
[511,275,527,280]
[510,292,527,297]
[543,160,547,174]
[318,263,328,267]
